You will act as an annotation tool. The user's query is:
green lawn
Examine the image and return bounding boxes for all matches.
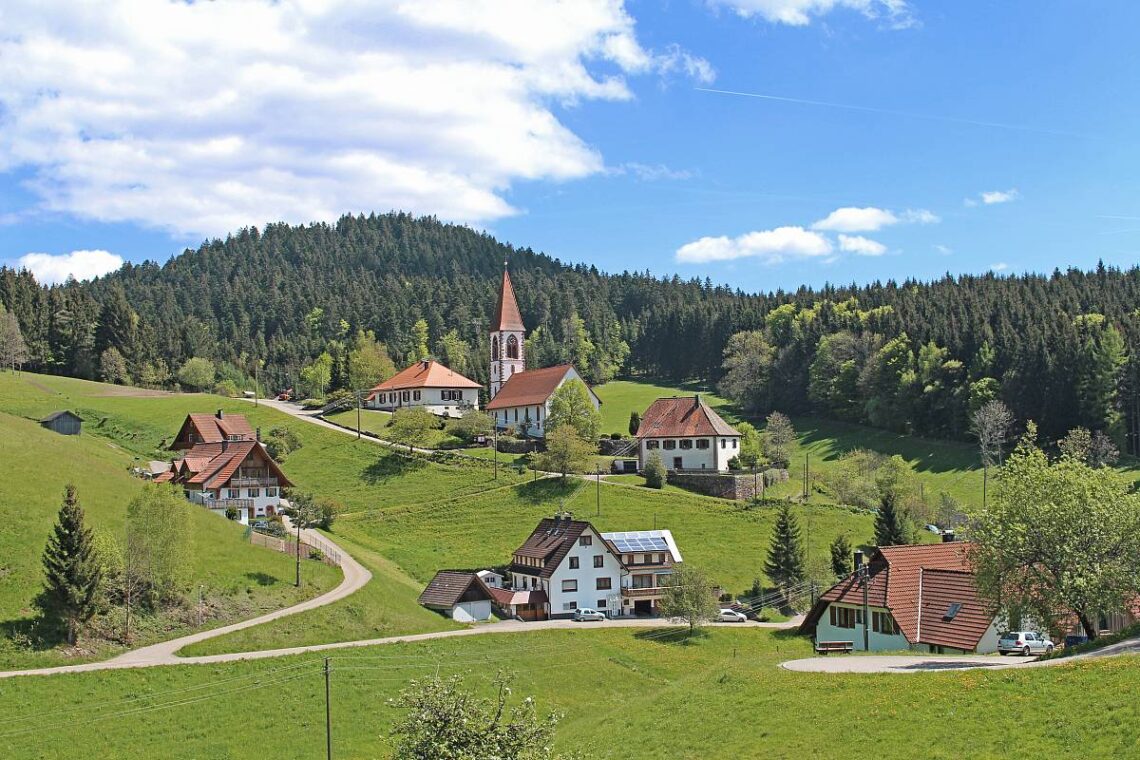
[593,378,738,435]
[0,384,341,668]
[1,626,1137,759]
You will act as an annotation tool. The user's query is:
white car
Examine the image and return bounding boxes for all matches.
[998,631,1054,656]
[573,608,606,622]
[718,609,748,623]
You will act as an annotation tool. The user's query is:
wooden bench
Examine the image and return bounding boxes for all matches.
[815,640,854,655]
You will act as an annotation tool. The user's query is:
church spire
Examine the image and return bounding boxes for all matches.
[493,267,525,332]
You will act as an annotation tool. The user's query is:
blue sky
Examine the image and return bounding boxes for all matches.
[2,1,1139,291]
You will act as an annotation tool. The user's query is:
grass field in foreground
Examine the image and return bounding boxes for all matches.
[0,405,340,669]
[1,627,1137,759]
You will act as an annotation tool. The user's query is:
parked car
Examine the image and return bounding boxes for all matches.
[718,609,748,623]
[998,631,1054,656]
[573,608,606,622]
[925,524,941,534]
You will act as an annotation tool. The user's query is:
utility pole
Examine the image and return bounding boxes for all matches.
[356,391,361,440]
[596,467,601,516]
[124,526,132,643]
[295,514,302,588]
[804,453,810,500]
[493,429,498,480]
[254,361,260,407]
[324,657,333,760]
[197,584,204,626]
[857,556,870,651]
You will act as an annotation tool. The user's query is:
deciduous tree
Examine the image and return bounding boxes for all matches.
[546,379,601,440]
[177,356,215,391]
[532,425,594,478]
[762,412,795,469]
[388,407,437,452]
[660,563,718,635]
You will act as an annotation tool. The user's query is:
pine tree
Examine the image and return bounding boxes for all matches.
[765,504,806,596]
[40,485,102,645]
[874,491,908,547]
[829,534,852,579]
[628,410,641,437]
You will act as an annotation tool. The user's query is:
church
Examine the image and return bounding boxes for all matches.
[485,268,600,438]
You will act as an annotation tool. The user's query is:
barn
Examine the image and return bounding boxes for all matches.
[40,410,83,436]
[418,571,495,623]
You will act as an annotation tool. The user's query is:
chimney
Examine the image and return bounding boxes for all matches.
[256,427,262,442]
[853,550,864,574]
[216,409,224,419]
[941,530,956,543]
[694,394,701,408]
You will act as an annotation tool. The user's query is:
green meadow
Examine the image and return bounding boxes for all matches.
[1,627,1137,759]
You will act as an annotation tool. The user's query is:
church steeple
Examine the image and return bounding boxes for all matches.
[490,265,526,399]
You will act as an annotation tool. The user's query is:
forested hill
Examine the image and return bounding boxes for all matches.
[3,212,1140,446]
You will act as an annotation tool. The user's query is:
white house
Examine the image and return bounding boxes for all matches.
[364,359,481,418]
[156,411,292,524]
[502,515,684,620]
[636,396,741,472]
[484,269,600,438]
[801,541,1006,654]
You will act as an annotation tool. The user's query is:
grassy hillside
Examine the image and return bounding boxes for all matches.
[2,627,1139,758]
[593,379,738,434]
[0,397,340,668]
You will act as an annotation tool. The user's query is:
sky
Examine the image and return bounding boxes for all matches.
[2,0,1140,292]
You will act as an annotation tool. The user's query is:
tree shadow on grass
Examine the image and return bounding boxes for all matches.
[515,478,578,505]
[361,455,427,485]
[244,572,277,587]
[633,626,709,646]
[0,615,66,652]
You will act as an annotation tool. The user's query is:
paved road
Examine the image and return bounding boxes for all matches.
[0,520,372,680]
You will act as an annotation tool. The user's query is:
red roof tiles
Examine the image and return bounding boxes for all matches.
[418,571,494,609]
[487,364,592,410]
[366,360,480,397]
[636,396,739,438]
[494,269,525,332]
[510,517,593,579]
[916,568,994,651]
[170,412,255,450]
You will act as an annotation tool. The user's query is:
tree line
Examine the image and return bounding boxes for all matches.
[5,213,1140,445]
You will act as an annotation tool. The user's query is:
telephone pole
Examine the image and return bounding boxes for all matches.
[295,514,302,588]
[324,657,333,760]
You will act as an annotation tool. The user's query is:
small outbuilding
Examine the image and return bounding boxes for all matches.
[40,410,82,436]
[418,571,495,623]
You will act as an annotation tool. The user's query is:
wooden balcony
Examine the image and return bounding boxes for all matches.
[621,586,667,598]
[229,477,279,488]
[202,498,254,511]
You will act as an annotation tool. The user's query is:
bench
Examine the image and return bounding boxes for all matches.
[815,640,854,655]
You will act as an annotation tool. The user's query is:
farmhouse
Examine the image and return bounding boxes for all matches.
[800,541,1006,654]
[485,268,600,438]
[418,571,495,623]
[364,359,480,417]
[157,412,292,523]
[40,410,82,435]
[636,396,741,472]
[498,514,682,620]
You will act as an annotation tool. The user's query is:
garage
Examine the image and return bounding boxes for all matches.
[418,571,495,622]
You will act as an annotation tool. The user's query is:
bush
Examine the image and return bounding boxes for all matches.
[327,388,354,405]
[610,432,623,440]
[301,398,325,410]
[727,456,742,471]
[224,506,239,521]
[263,426,302,462]
[763,468,789,487]
[213,379,239,397]
[644,452,666,489]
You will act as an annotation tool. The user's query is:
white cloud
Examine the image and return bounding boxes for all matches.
[981,188,1020,205]
[837,234,886,256]
[933,244,952,255]
[990,262,1009,272]
[811,206,898,232]
[612,163,694,181]
[901,208,940,224]
[708,0,915,28]
[17,249,123,284]
[0,0,710,238]
[676,226,832,264]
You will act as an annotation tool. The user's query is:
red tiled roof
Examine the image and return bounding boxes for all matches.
[494,269,525,332]
[801,542,977,645]
[636,396,739,438]
[171,413,255,450]
[366,360,480,397]
[916,568,994,651]
[180,441,293,490]
[510,517,593,579]
[418,571,494,608]
[153,471,175,483]
[487,364,590,410]
[489,587,548,607]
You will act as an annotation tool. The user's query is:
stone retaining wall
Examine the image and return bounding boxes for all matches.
[666,471,766,501]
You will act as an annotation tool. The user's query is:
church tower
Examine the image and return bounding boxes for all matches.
[490,266,526,399]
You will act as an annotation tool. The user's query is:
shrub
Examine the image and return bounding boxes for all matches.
[263,426,302,462]
[763,468,788,486]
[301,398,325,410]
[644,452,666,489]
[213,379,239,397]
[727,456,742,471]
[610,432,623,440]
[327,388,354,405]
[224,506,239,521]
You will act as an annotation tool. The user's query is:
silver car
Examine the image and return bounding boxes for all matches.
[573,608,606,622]
[998,631,1054,656]
[717,609,748,623]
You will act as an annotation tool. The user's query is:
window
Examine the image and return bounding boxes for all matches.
[944,603,962,621]
[646,440,660,450]
[829,606,863,629]
[596,577,612,590]
[401,391,410,402]
[873,611,901,635]
[507,334,519,359]
[248,488,261,498]
[569,557,579,569]
[732,439,738,448]
[561,579,577,592]
[562,602,577,611]
[227,489,240,499]
[597,599,607,608]
[593,555,604,568]
[579,535,592,547]
[413,390,421,401]
[679,439,693,450]
[514,409,518,422]
[266,487,277,497]
[662,440,676,450]
[492,336,499,360]
[696,439,710,450]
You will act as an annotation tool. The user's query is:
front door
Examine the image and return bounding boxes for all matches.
[673,456,683,470]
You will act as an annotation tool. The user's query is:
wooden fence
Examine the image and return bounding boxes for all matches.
[249,529,341,567]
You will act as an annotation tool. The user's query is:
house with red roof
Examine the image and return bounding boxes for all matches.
[364,359,481,418]
[635,395,741,472]
[800,541,1007,654]
[485,268,600,438]
[158,411,292,523]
